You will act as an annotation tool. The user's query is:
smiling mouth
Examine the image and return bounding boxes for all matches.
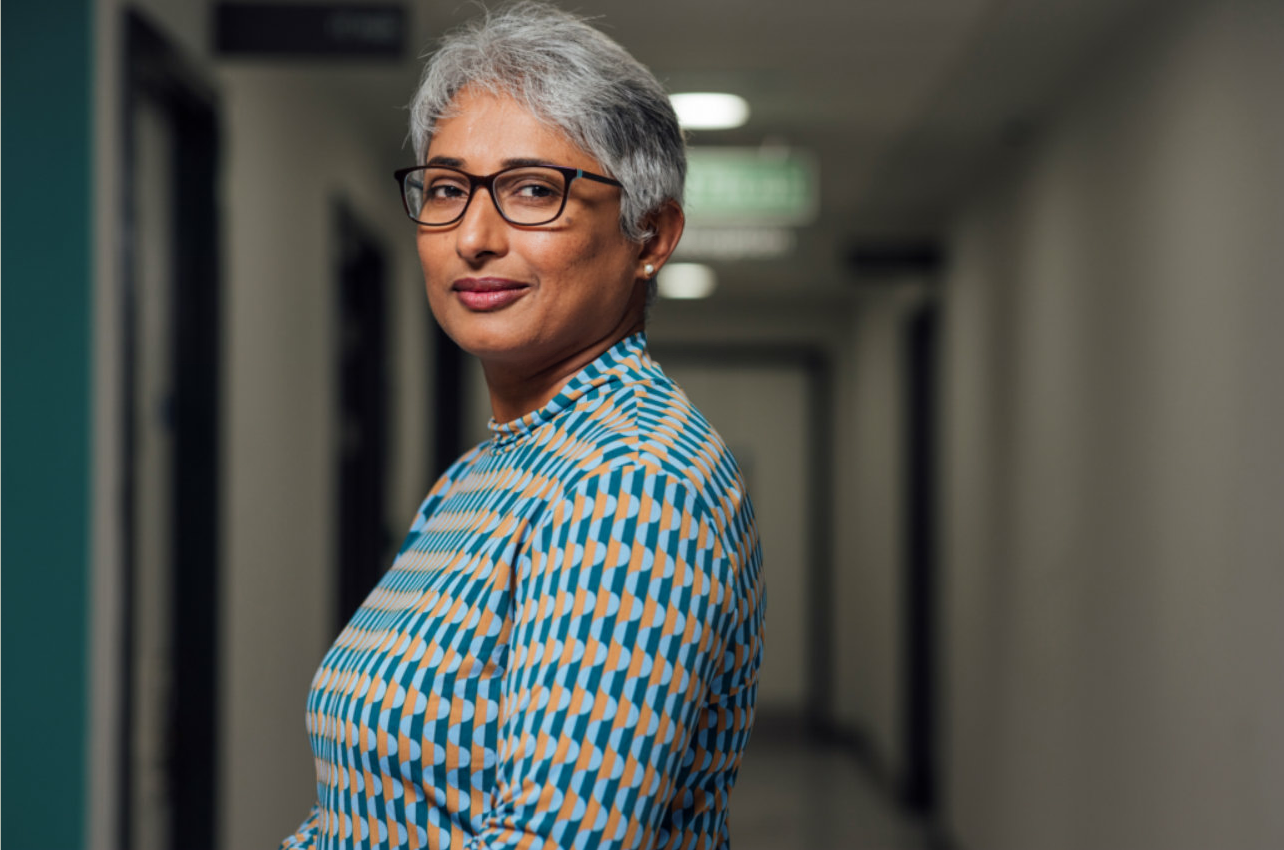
[452,278,531,311]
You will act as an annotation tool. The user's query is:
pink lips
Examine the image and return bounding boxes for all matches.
[451,277,531,311]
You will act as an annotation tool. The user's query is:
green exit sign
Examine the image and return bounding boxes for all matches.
[685,147,818,226]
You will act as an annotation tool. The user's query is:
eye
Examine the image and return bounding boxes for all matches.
[499,170,566,209]
[428,180,468,200]
[513,180,556,198]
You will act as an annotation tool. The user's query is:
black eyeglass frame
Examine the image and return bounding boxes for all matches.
[394,163,623,227]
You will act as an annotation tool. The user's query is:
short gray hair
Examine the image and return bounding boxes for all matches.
[408,2,685,243]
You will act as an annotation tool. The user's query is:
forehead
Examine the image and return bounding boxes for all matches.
[427,87,599,171]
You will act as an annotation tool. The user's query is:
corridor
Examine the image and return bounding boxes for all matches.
[6,1,1283,849]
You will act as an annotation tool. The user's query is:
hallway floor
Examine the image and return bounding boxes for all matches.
[728,734,931,850]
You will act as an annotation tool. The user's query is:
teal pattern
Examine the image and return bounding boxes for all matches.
[283,333,764,850]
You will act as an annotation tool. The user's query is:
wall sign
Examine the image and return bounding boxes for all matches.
[215,3,405,58]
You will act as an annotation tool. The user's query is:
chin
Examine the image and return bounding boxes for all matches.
[442,318,539,363]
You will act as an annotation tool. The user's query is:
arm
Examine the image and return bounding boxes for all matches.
[279,804,321,850]
[466,466,737,850]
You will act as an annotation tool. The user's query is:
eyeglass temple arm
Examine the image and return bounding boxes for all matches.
[575,169,622,187]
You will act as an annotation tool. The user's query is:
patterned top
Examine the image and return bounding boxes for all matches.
[282,333,764,850]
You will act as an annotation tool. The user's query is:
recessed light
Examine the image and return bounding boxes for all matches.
[670,93,749,130]
[657,263,718,299]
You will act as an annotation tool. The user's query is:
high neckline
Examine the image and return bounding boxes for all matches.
[486,332,651,449]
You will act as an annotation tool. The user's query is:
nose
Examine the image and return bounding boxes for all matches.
[454,185,508,264]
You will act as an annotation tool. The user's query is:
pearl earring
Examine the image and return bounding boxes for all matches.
[644,263,655,277]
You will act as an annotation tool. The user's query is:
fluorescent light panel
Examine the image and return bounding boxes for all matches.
[670,93,749,130]
[657,263,718,299]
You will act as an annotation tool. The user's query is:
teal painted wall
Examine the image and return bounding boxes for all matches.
[2,2,94,849]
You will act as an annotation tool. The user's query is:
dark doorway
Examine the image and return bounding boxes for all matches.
[901,303,940,814]
[335,202,392,627]
[121,11,222,850]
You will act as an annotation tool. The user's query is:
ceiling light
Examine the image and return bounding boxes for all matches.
[657,263,718,299]
[670,93,749,130]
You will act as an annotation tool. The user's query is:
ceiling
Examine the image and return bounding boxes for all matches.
[225,0,1163,300]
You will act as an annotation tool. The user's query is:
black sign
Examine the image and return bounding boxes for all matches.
[216,3,405,58]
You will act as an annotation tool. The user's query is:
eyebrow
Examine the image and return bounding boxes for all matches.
[424,155,557,169]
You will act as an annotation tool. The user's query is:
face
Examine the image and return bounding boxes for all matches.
[416,88,646,370]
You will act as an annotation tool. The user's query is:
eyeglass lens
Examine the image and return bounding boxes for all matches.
[404,167,569,226]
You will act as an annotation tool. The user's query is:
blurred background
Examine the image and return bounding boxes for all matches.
[4,0,1283,848]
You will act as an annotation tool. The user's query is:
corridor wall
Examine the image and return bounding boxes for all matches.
[939,1,1284,847]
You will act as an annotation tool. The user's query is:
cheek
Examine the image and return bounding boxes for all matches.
[415,234,440,274]
[415,237,452,317]
[526,221,630,283]
[417,236,458,303]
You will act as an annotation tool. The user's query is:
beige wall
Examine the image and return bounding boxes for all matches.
[939,1,1284,847]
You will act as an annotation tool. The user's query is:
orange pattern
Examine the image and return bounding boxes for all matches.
[283,334,763,849]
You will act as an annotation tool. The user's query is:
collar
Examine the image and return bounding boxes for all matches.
[486,332,654,449]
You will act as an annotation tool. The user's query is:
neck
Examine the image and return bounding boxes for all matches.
[482,294,646,425]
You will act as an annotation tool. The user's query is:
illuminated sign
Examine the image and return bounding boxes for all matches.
[685,148,818,226]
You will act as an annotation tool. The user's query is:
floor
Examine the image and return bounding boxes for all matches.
[728,734,931,850]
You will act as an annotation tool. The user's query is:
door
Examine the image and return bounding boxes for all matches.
[900,304,939,813]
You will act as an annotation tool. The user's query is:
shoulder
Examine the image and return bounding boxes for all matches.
[557,374,753,556]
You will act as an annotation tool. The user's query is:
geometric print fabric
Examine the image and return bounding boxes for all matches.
[282,333,764,850]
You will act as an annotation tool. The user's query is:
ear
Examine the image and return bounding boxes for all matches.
[634,200,685,280]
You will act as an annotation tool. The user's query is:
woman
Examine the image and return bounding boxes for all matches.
[283,4,763,848]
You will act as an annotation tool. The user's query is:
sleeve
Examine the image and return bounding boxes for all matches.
[464,466,737,850]
[279,804,321,849]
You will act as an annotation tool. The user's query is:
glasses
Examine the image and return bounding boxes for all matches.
[394,164,622,227]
